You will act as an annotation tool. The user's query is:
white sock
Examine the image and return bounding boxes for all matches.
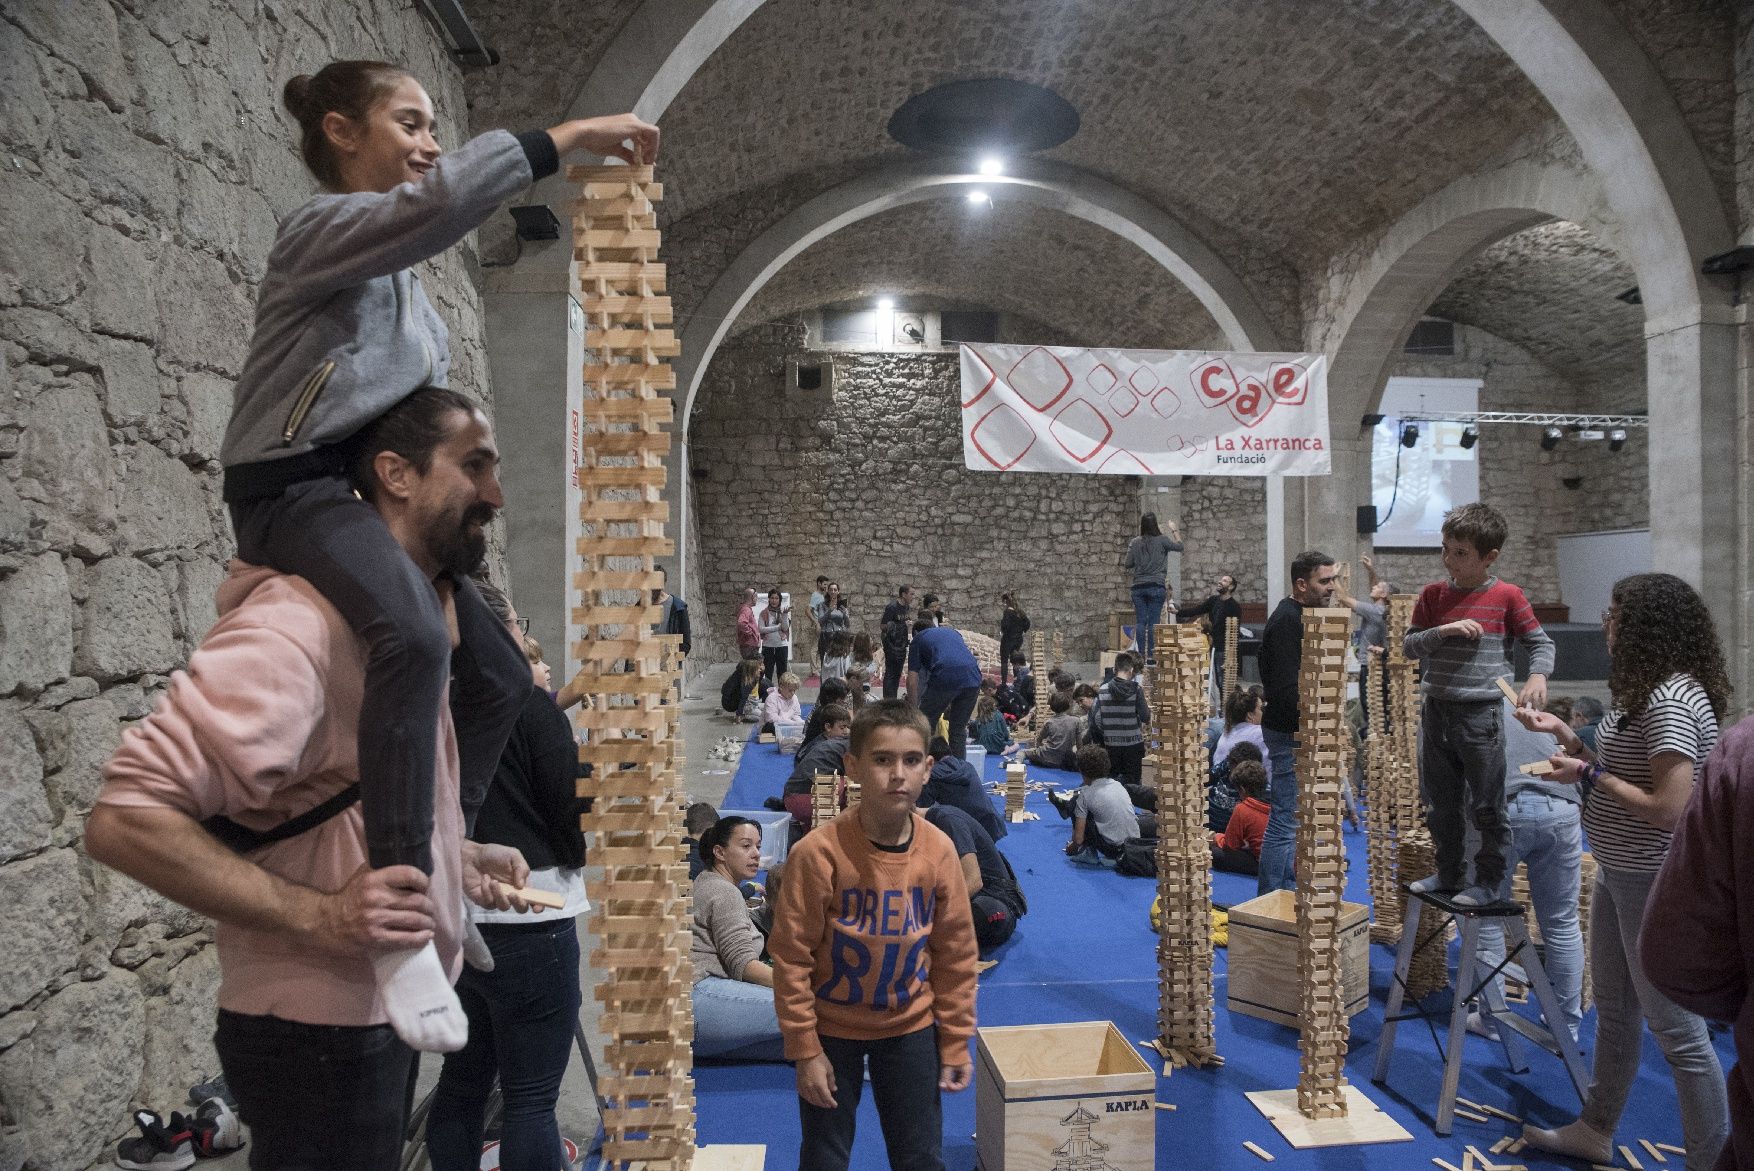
[372,942,468,1052]
[462,912,495,973]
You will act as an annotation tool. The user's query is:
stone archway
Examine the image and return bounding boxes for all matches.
[666,157,1283,606]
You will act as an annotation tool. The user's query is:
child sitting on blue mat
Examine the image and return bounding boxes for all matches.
[1061,745,1157,864]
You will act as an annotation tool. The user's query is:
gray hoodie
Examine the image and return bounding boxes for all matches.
[221,128,556,500]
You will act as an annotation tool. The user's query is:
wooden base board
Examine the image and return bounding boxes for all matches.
[689,1145,766,1171]
[1244,1086,1414,1149]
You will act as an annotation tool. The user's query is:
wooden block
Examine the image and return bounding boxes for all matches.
[1639,1139,1666,1163]
[1491,1137,1513,1154]
[1245,1086,1413,1148]
[1656,1145,1686,1156]
[1454,1107,1492,1123]
[1244,1140,1276,1162]
[1518,760,1556,776]
[1621,1145,1644,1171]
[1496,677,1520,702]
[496,883,567,909]
[692,1146,766,1171]
[1433,1161,1462,1171]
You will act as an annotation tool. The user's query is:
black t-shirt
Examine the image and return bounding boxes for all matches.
[1180,594,1243,654]
[474,686,587,869]
[925,804,1021,914]
[1258,597,1308,735]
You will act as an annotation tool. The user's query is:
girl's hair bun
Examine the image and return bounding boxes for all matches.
[281,74,313,119]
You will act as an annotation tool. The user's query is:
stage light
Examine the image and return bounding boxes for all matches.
[1540,426,1563,451]
[1459,425,1478,450]
[1400,423,1419,448]
[966,189,990,205]
[876,297,894,311]
[1608,428,1627,452]
[978,156,1005,176]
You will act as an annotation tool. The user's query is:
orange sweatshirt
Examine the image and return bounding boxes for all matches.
[770,808,978,1065]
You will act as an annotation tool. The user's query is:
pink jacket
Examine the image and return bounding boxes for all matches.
[99,562,464,1027]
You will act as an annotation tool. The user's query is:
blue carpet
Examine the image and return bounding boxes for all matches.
[696,739,1725,1169]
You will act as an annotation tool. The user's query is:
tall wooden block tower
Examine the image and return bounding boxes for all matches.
[570,164,694,1170]
[1293,607,1354,1119]
[1150,623,1220,1067]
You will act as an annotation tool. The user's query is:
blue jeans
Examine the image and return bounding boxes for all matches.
[1256,727,1299,894]
[800,1026,945,1171]
[426,920,582,1171]
[1580,865,1728,1170]
[1131,584,1166,662]
[215,1010,415,1171]
[691,977,786,1061]
[1467,791,1585,1038]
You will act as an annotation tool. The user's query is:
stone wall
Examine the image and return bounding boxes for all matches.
[0,5,482,1168]
[686,331,1140,669]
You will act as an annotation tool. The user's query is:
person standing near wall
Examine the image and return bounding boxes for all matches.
[758,589,792,686]
[1255,550,1338,894]
[736,587,761,661]
[1122,513,1183,663]
[806,575,829,673]
[998,592,1030,684]
[1178,573,1242,699]
[881,584,916,699]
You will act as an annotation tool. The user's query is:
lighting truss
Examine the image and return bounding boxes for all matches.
[1394,412,1649,429]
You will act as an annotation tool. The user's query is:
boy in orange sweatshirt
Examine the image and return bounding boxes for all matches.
[770,699,980,1170]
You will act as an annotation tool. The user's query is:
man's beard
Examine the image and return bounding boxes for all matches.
[431,503,493,578]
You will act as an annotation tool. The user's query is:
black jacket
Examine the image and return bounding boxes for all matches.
[661,595,691,656]
[881,600,912,656]
[786,735,851,795]
[1259,597,1308,735]
[474,686,587,870]
[922,755,1008,841]
[1179,593,1243,656]
[999,607,1031,643]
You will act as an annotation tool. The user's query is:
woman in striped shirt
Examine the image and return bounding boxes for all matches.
[1514,573,1730,1169]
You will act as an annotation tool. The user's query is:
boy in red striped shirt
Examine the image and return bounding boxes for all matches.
[1402,503,1555,905]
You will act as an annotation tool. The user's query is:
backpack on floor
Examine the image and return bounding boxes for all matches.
[1115,839,1158,878]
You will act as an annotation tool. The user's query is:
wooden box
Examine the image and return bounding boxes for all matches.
[975,1021,1156,1171]
[1226,889,1370,1029]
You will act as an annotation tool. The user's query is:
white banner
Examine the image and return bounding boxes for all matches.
[960,344,1330,476]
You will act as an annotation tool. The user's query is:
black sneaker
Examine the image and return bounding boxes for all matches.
[1046,789,1074,820]
[186,1074,235,1111]
[115,1111,195,1171]
[190,1099,244,1157]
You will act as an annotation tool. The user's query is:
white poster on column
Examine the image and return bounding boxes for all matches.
[959,344,1331,477]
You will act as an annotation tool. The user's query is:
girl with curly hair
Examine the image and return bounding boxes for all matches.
[1515,572,1729,1168]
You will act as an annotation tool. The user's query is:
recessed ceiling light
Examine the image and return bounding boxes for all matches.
[876,297,895,311]
[978,156,1004,176]
[966,189,990,205]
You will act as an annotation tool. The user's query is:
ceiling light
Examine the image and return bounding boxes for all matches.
[966,189,990,205]
[1540,426,1563,451]
[876,297,894,311]
[978,156,1005,176]
[1459,425,1478,450]
[1400,423,1419,449]
[1608,428,1627,452]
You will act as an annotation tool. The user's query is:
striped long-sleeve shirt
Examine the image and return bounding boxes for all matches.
[1403,577,1555,701]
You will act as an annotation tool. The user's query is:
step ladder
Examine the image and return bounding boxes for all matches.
[1371,885,1589,1135]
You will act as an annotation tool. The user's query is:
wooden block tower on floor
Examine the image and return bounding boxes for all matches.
[811,772,841,830]
[1150,622,1220,1068]
[1027,630,1048,730]
[571,164,694,1171]
[1293,607,1354,1119]
[1221,615,1240,705]
[1367,595,1423,946]
[1004,761,1027,823]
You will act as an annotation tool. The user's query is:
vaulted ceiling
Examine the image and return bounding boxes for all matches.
[458,0,1738,410]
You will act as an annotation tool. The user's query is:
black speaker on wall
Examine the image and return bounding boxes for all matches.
[1356,505,1378,535]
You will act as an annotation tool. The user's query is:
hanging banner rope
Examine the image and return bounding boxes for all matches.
[960,344,1330,476]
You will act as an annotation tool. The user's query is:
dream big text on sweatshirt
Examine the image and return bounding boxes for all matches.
[770,809,979,1065]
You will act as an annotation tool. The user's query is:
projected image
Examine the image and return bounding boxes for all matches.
[1371,378,1481,548]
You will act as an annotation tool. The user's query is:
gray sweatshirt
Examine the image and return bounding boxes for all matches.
[690,869,764,983]
[1124,533,1183,587]
[221,129,557,499]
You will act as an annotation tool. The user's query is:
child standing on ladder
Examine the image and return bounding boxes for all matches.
[220,59,658,1051]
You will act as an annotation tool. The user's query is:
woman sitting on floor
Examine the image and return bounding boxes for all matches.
[721,657,768,721]
[690,817,785,1061]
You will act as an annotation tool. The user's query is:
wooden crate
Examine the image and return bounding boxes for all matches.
[975,1022,1156,1171]
[1227,890,1370,1029]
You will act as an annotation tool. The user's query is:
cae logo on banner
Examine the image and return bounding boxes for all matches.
[1193,358,1311,428]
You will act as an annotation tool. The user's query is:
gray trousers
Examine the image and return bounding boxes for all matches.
[1418,695,1508,888]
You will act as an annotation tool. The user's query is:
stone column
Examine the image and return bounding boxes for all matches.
[1645,308,1744,702]
[483,268,583,675]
